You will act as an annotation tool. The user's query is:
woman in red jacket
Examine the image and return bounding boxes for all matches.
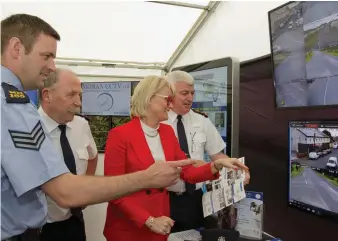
[103,75,248,241]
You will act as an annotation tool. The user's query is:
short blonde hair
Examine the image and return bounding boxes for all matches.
[130,75,172,118]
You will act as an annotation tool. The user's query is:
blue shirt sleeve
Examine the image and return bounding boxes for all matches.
[1,91,70,197]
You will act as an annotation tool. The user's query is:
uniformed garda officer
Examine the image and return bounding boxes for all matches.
[1,13,194,241]
[1,14,70,241]
[165,70,251,232]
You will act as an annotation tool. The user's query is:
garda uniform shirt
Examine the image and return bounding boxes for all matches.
[164,109,226,192]
[1,66,70,239]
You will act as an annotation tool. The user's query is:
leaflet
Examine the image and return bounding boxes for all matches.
[235,191,264,240]
[202,157,247,217]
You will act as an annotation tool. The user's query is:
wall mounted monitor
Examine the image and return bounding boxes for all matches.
[268,1,338,108]
[81,81,131,116]
[172,57,240,158]
[288,120,338,221]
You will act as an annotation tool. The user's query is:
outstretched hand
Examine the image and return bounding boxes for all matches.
[214,158,249,172]
[145,159,194,188]
[192,159,207,167]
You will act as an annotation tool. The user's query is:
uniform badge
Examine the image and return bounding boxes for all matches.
[8,121,45,151]
[192,108,208,118]
[1,82,30,104]
[218,236,226,241]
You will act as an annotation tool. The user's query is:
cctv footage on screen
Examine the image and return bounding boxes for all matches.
[270,1,338,107]
[289,121,338,218]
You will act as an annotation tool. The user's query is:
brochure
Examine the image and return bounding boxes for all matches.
[235,191,264,240]
[202,157,247,217]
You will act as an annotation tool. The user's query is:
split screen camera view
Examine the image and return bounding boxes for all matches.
[270,1,338,107]
[289,121,338,216]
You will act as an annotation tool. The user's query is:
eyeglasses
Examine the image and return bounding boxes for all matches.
[155,94,173,106]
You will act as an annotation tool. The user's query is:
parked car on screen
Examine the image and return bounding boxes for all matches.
[326,157,337,170]
[309,152,320,160]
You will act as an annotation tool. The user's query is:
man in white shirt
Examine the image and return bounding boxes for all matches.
[38,68,98,241]
[165,70,250,232]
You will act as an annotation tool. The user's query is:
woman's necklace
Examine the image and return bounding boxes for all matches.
[144,131,159,138]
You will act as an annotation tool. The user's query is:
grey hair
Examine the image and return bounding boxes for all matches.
[43,68,61,89]
[166,70,194,86]
[39,68,74,100]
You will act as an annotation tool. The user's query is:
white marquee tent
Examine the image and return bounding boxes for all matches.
[1,1,287,240]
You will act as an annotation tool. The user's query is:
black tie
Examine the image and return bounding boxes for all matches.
[176,115,196,194]
[58,125,83,221]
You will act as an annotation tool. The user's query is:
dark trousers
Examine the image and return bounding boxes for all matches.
[5,229,40,241]
[169,189,204,233]
[40,215,86,241]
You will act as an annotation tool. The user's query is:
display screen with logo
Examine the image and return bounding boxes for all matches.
[81,81,131,116]
[288,120,338,221]
[189,66,227,141]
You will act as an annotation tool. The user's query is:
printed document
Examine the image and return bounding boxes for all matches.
[202,157,247,217]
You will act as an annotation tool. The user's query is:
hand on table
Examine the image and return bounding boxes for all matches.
[145,216,174,235]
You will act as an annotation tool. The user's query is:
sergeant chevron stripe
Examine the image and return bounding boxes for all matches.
[8,121,45,151]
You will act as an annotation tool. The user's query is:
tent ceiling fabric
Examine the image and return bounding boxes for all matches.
[1,1,210,63]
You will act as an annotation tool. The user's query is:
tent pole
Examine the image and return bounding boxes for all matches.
[164,1,221,72]
[147,1,208,10]
[55,60,163,70]
[55,57,165,66]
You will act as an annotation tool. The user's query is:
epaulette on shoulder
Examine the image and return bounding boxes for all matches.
[192,108,208,118]
[75,113,90,122]
[1,82,30,104]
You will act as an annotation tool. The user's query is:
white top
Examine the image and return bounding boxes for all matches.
[163,110,226,192]
[140,120,166,162]
[140,120,183,192]
[38,107,98,222]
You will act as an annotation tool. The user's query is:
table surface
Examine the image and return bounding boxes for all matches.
[238,233,273,241]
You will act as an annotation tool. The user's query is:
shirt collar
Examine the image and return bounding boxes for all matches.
[1,66,24,91]
[168,110,191,123]
[38,107,73,133]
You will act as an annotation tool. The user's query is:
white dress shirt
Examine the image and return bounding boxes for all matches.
[38,107,98,222]
[163,109,226,192]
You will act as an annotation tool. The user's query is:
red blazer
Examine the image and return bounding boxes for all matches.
[103,118,218,241]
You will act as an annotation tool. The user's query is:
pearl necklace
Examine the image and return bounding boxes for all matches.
[144,131,159,138]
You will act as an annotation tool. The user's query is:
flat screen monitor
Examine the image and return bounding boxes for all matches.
[268,1,338,108]
[172,57,240,158]
[81,82,131,116]
[288,120,338,221]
